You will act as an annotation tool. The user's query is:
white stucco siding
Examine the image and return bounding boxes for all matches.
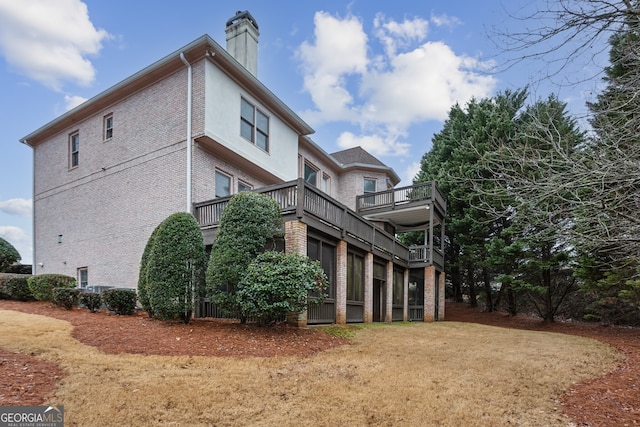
[203,61,298,181]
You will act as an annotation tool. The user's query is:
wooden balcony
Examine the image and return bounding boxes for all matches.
[193,179,444,268]
[356,181,446,232]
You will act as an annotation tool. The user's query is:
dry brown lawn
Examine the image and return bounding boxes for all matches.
[0,307,621,427]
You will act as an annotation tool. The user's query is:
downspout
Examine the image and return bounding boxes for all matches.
[20,138,36,274]
[180,52,193,213]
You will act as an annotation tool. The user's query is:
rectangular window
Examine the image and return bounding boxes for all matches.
[363,178,377,205]
[215,171,231,198]
[321,174,330,193]
[69,132,79,168]
[238,181,252,192]
[304,162,318,187]
[347,252,364,302]
[78,267,88,289]
[240,98,269,152]
[364,178,377,193]
[104,114,113,140]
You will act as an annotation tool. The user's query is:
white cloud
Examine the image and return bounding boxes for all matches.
[0,0,110,90]
[65,94,88,111]
[297,11,496,158]
[403,161,422,184]
[0,198,32,217]
[0,226,27,242]
[0,226,31,265]
[430,12,462,29]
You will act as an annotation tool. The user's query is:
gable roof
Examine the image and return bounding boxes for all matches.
[330,146,400,185]
[331,147,387,167]
[21,34,313,146]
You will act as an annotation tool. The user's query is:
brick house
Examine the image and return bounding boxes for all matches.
[20,11,446,325]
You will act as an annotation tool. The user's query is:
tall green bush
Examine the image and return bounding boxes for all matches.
[137,225,161,317]
[206,192,282,319]
[147,212,206,324]
[0,237,20,272]
[237,251,328,326]
[27,274,76,301]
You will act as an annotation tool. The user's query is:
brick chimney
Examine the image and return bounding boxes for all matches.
[225,10,259,77]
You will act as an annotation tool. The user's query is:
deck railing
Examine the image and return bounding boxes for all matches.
[356,181,446,214]
[193,179,437,265]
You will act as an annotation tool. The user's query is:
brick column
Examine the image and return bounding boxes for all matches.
[385,260,393,322]
[403,269,409,322]
[284,220,307,256]
[364,252,373,323]
[424,266,436,322]
[335,240,347,324]
[284,220,307,327]
[438,270,446,321]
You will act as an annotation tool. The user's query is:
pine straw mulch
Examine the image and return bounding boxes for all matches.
[1,299,639,426]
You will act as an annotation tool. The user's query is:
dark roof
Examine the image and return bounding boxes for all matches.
[330,146,387,167]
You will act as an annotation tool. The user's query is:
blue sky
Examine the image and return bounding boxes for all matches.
[0,0,606,265]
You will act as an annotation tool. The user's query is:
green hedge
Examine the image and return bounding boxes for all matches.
[53,287,80,310]
[79,292,102,313]
[27,274,76,301]
[102,288,137,315]
[3,276,33,301]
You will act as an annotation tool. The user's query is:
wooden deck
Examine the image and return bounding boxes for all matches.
[193,178,444,268]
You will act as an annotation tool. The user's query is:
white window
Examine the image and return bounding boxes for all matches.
[78,267,88,288]
[238,181,252,192]
[69,132,79,168]
[321,174,330,193]
[215,171,231,198]
[364,178,377,194]
[240,98,269,152]
[304,162,318,187]
[104,114,113,140]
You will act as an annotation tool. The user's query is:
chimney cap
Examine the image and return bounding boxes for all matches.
[226,10,258,30]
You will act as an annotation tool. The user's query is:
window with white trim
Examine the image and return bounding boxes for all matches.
[304,162,318,187]
[104,114,113,140]
[238,181,252,192]
[321,174,330,193]
[215,170,231,198]
[78,267,88,289]
[240,97,269,152]
[69,132,79,168]
[364,178,377,194]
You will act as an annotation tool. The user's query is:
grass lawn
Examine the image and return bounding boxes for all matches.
[0,309,620,426]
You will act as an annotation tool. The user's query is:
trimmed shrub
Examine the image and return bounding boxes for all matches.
[147,212,206,324]
[237,251,328,326]
[102,288,137,315]
[206,192,282,319]
[4,276,33,301]
[79,292,102,313]
[0,275,11,299]
[27,274,76,301]
[138,225,161,317]
[53,287,80,310]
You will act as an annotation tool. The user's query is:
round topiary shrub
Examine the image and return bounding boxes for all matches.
[27,274,76,301]
[237,251,328,326]
[53,287,80,310]
[79,292,102,313]
[102,288,137,315]
[147,212,206,324]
